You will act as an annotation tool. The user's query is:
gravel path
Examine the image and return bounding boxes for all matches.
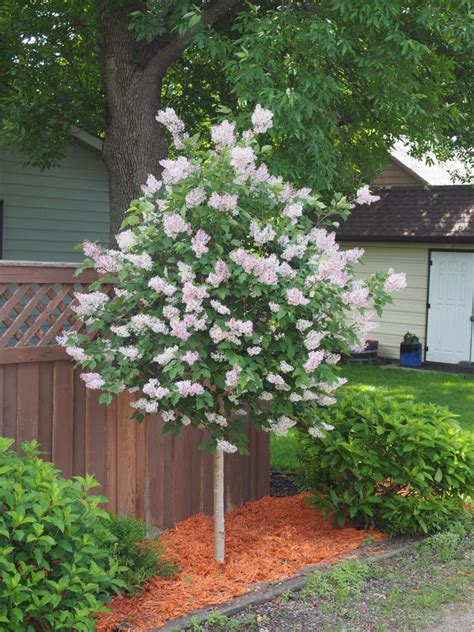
[425,600,474,631]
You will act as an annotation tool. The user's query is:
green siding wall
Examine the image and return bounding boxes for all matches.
[0,142,109,262]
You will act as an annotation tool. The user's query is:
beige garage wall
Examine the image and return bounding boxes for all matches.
[341,242,474,360]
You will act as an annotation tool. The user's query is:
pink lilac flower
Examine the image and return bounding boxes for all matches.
[153,345,178,365]
[118,345,142,361]
[163,305,180,320]
[318,395,337,406]
[251,104,273,134]
[259,391,273,401]
[308,426,325,438]
[156,107,185,131]
[286,288,309,306]
[130,399,159,413]
[191,229,211,258]
[181,415,192,426]
[182,282,208,312]
[354,185,380,206]
[247,346,262,356]
[230,146,256,175]
[289,393,302,402]
[344,247,365,263]
[80,372,105,390]
[122,253,153,270]
[211,351,226,362]
[206,412,228,427]
[183,313,208,331]
[115,230,137,252]
[64,346,86,362]
[210,299,230,315]
[143,378,170,399]
[343,282,370,308]
[325,352,341,365]
[163,213,191,239]
[252,163,270,183]
[250,220,276,245]
[208,192,239,215]
[217,439,238,453]
[169,318,191,341]
[186,186,206,208]
[159,157,195,184]
[228,319,253,336]
[296,319,312,331]
[269,302,280,313]
[156,108,187,147]
[211,120,236,148]
[141,174,162,197]
[384,269,407,293]
[176,381,204,396]
[148,276,177,296]
[72,291,110,319]
[280,361,294,373]
[303,330,327,350]
[177,262,195,283]
[225,365,242,388]
[282,203,303,222]
[182,351,199,366]
[268,416,296,436]
[266,373,289,391]
[207,260,230,287]
[82,241,120,274]
[304,350,325,372]
[110,324,130,337]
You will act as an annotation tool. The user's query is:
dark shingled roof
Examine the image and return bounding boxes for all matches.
[336,186,474,243]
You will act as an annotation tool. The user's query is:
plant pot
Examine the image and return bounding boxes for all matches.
[400,342,422,367]
[350,339,379,362]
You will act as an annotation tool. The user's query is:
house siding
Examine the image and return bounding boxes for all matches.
[0,143,109,262]
[341,241,474,359]
[371,158,423,187]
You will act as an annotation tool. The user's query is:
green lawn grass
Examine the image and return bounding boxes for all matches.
[270,363,474,472]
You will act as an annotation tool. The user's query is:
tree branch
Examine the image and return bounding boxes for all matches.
[145,0,242,78]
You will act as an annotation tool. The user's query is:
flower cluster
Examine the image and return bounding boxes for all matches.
[62,105,405,453]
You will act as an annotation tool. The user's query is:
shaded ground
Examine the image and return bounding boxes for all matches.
[269,472,297,497]
[190,528,473,632]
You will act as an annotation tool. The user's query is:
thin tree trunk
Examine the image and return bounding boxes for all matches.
[214,447,225,563]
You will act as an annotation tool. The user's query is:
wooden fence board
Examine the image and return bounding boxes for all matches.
[0,262,269,528]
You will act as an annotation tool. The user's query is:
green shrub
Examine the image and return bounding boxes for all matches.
[0,437,124,631]
[301,392,474,535]
[107,514,177,595]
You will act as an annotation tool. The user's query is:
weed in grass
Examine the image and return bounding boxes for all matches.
[301,559,370,605]
[278,589,292,604]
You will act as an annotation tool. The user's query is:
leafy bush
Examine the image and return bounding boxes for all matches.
[301,392,474,535]
[107,514,177,595]
[0,437,124,631]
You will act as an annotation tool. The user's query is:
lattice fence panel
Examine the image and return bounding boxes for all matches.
[0,280,108,348]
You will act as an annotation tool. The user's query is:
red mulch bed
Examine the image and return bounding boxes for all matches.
[97,494,385,631]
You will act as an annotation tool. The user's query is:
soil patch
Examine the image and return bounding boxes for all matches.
[270,471,298,497]
[97,494,385,631]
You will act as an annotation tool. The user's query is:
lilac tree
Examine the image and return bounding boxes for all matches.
[60,107,406,562]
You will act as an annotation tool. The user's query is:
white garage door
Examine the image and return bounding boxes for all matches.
[426,251,474,364]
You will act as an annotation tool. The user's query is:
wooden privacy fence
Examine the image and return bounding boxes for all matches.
[0,261,269,528]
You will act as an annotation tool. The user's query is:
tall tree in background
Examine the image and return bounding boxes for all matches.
[1,1,472,239]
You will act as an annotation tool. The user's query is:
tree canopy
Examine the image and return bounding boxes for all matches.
[1,0,472,201]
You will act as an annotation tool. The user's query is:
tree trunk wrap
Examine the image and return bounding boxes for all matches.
[214,448,225,563]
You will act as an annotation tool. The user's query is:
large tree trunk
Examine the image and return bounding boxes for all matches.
[100,9,168,242]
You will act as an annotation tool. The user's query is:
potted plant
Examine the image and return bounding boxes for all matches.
[350,339,379,361]
[400,332,422,367]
